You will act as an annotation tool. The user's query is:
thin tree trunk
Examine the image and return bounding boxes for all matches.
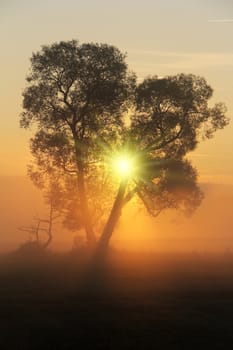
[96,178,127,255]
[43,203,53,248]
[35,220,40,243]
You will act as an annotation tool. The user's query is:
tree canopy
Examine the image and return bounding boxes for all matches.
[20,40,229,251]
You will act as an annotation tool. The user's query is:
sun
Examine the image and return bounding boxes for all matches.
[112,155,135,178]
[116,157,132,175]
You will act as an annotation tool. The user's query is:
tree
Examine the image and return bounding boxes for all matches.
[18,182,61,249]
[20,40,229,254]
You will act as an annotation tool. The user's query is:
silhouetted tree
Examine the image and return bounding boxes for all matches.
[20,40,229,255]
[18,204,60,249]
[18,219,41,244]
[28,168,64,247]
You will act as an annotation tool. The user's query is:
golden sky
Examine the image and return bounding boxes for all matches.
[1,0,233,183]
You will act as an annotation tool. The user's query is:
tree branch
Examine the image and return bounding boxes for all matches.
[144,124,184,153]
[136,189,162,218]
[122,186,138,207]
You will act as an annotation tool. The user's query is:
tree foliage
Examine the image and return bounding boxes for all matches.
[20,40,229,250]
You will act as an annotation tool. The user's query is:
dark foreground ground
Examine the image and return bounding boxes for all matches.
[1,248,233,349]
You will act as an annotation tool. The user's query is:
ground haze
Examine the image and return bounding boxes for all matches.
[1,176,233,254]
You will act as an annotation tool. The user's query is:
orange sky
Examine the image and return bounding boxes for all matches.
[0,0,233,252]
[1,0,233,182]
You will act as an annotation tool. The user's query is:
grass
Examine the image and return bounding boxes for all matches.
[0,248,233,349]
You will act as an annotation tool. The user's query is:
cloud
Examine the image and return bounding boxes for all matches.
[128,50,233,78]
[208,19,233,23]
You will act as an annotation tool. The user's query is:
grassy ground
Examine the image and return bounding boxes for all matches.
[1,248,233,349]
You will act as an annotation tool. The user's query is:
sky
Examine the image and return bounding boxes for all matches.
[0,0,233,251]
[0,0,233,182]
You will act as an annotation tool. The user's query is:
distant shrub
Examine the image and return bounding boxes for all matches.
[15,241,50,259]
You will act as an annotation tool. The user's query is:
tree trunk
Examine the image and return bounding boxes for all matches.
[73,137,96,248]
[82,179,127,291]
[77,170,96,247]
[96,178,127,256]
[35,220,40,243]
[43,204,53,248]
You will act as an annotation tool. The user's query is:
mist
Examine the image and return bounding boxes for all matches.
[114,183,233,253]
[1,176,232,254]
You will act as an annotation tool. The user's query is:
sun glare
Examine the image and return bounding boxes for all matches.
[112,155,134,178]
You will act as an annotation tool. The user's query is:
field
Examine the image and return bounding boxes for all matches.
[1,248,233,349]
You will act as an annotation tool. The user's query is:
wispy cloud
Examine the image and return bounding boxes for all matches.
[208,19,233,23]
[128,50,233,77]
